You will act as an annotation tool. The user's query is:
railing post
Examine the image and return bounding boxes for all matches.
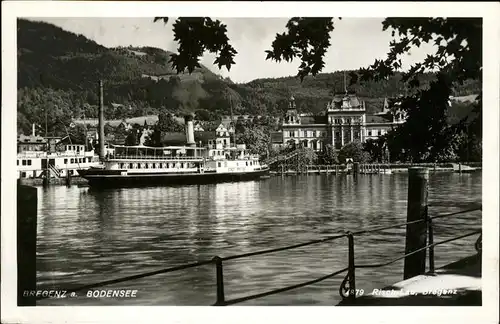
[347,232,356,301]
[213,256,225,306]
[18,184,37,306]
[427,216,435,273]
[404,167,429,280]
[65,171,72,186]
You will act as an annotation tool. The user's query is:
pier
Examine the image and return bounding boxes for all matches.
[337,253,481,306]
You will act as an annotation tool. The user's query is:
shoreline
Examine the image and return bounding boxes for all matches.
[17,166,482,186]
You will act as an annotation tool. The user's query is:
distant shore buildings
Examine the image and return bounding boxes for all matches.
[271,93,406,151]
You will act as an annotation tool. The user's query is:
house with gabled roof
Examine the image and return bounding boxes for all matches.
[279,93,407,151]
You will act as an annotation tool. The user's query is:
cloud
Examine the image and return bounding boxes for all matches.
[30,17,436,83]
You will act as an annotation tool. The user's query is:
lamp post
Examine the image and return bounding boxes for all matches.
[45,106,48,138]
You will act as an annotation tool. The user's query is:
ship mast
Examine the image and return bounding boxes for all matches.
[98,80,105,161]
[344,71,347,94]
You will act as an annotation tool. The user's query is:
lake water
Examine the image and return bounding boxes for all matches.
[36,172,482,306]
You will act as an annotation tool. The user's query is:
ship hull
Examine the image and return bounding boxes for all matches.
[77,168,270,188]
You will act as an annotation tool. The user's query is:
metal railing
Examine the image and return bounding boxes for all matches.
[37,206,481,305]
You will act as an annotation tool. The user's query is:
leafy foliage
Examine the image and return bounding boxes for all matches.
[144,112,185,146]
[18,19,482,163]
[265,18,337,81]
[295,148,318,171]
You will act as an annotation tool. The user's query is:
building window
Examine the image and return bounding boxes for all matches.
[368,131,372,136]
[22,160,27,166]
[246,162,248,166]
[17,160,19,166]
[138,164,141,169]
[218,162,221,167]
[21,172,26,178]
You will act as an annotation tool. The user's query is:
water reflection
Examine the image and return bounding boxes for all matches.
[36,172,482,305]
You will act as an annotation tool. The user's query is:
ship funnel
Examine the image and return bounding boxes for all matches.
[184,114,195,147]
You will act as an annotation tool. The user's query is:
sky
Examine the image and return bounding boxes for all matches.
[33,17,436,83]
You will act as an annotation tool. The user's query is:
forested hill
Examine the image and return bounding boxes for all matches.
[17,19,481,135]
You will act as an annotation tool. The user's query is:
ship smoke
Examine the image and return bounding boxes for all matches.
[184,114,195,147]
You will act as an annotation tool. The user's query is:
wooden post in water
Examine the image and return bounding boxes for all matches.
[404,167,429,280]
[65,170,72,186]
[353,162,359,176]
[17,184,37,306]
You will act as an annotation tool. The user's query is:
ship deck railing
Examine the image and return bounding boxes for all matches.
[37,204,481,306]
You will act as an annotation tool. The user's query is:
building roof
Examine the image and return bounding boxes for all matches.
[270,132,283,143]
[365,114,393,124]
[73,114,186,128]
[17,134,47,143]
[160,132,187,146]
[300,115,328,125]
[447,103,479,125]
[219,121,235,131]
[58,134,86,145]
[195,131,216,143]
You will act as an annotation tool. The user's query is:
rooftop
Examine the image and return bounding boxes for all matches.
[300,115,328,125]
[270,132,283,143]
